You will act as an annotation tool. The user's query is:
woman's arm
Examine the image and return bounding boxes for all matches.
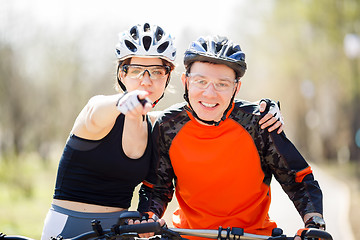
[71,94,123,140]
[71,91,152,159]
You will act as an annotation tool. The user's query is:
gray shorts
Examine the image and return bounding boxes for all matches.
[41,204,125,240]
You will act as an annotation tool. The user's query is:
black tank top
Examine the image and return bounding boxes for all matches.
[53,114,152,208]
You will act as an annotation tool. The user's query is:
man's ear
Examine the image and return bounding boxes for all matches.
[181,73,187,87]
[235,80,242,94]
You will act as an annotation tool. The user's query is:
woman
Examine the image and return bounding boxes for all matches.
[41,23,283,240]
[41,23,176,239]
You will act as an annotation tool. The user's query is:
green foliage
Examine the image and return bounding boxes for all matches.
[255,0,360,161]
[0,154,177,239]
[0,27,115,160]
[0,154,57,239]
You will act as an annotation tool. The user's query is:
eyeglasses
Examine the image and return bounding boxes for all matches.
[122,64,171,80]
[186,73,238,92]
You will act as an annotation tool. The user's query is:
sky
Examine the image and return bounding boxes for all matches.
[1,0,271,36]
[1,0,274,51]
[1,0,275,98]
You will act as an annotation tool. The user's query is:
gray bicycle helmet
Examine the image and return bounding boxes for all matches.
[115,23,176,65]
[184,35,246,78]
[183,35,246,126]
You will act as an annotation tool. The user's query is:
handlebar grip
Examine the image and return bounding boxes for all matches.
[305,228,333,240]
[1,236,35,240]
[118,222,162,234]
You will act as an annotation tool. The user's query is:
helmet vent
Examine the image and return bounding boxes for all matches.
[116,23,176,62]
[201,43,207,51]
[226,47,236,57]
[157,41,169,53]
[144,23,151,32]
[143,36,152,51]
[215,43,223,53]
[125,40,137,52]
[155,27,164,41]
[130,26,139,40]
[232,52,245,61]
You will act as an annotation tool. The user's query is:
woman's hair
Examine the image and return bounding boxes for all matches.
[114,58,131,92]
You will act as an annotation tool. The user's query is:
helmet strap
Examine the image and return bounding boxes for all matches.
[117,64,127,91]
[152,93,163,107]
[152,74,171,107]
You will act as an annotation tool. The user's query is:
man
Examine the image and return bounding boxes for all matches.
[138,35,325,239]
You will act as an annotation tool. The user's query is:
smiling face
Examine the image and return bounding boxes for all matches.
[182,61,241,124]
[119,57,169,103]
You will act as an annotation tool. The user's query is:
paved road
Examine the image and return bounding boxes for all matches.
[132,164,355,239]
[269,164,354,239]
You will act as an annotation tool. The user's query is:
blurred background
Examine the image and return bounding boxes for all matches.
[1,0,359,239]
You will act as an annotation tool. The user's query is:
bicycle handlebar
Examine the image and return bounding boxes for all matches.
[0,210,333,240]
[68,221,162,240]
[0,236,34,240]
[169,228,270,240]
[0,222,162,240]
[168,227,332,240]
[1,226,333,240]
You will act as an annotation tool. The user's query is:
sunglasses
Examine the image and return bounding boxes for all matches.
[122,64,171,80]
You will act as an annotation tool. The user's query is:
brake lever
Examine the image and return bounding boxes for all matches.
[304,228,333,240]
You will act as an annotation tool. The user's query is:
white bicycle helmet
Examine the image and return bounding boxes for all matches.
[115,23,176,65]
[115,23,176,105]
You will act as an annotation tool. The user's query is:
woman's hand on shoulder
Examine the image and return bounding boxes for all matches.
[258,99,284,134]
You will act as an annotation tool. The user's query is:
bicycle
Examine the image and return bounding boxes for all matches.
[0,211,333,240]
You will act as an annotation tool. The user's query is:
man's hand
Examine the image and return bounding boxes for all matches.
[258,100,284,134]
[128,218,166,238]
[294,213,326,240]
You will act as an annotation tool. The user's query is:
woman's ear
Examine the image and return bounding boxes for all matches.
[118,70,125,80]
[181,73,187,87]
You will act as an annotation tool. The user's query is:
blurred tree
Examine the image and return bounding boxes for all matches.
[0,43,31,157]
[250,0,360,162]
[0,24,113,162]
